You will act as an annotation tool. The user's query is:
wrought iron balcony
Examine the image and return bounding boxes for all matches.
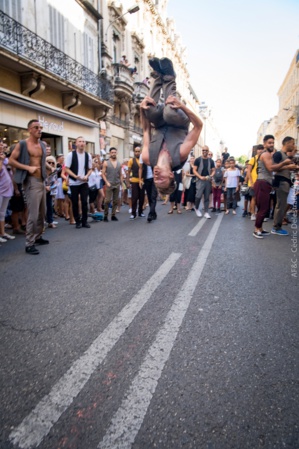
[133,124,143,134]
[112,63,135,99]
[133,81,150,104]
[0,10,113,104]
[110,115,129,128]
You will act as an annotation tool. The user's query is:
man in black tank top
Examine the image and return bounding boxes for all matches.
[271,137,296,235]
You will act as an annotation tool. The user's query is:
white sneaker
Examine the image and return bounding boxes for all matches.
[128,208,132,214]
[195,208,202,217]
[204,212,211,219]
[264,217,268,222]
[3,233,15,240]
[250,214,256,221]
[0,237,7,243]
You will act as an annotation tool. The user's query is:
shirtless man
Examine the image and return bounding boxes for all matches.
[140,57,203,195]
[9,119,51,254]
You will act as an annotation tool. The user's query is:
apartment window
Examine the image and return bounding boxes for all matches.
[49,5,65,52]
[134,54,141,75]
[0,0,21,21]
[112,29,121,63]
[83,33,94,71]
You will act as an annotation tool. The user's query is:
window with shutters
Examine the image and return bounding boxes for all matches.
[49,5,65,52]
[83,32,94,71]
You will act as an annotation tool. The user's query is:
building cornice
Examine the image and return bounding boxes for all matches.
[142,0,189,77]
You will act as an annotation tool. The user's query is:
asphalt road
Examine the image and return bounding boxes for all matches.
[0,202,298,449]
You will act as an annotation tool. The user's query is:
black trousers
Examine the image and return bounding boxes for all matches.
[70,183,89,225]
[131,182,145,217]
[144,178,157,215]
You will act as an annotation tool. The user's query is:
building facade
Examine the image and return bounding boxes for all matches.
[0,0,113,155]
[0,0,203,160]
[275,50,299,147]
[256,50,299,149]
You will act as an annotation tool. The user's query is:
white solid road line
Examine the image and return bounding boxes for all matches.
[98,214,223,449]
[188,216,206,237]
[9,253,181,449]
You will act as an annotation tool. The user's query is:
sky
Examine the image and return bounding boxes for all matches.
[167,0,299,157]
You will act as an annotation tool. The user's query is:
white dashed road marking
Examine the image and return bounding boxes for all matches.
[9,253,181,449]
[98,214,223,449]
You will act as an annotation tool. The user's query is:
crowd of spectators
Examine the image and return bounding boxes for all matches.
[1,138,298,249]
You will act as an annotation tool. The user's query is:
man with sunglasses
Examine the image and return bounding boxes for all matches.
[193,145,215,218]
[9,119,52,254]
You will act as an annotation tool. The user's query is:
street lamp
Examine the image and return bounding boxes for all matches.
[199,102,210,146]
[105,5,140,43]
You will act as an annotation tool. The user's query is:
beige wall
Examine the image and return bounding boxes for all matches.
[0,67,20,92]
[35,88,62,109]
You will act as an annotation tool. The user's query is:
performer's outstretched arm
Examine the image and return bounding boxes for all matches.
[165,96,203,161]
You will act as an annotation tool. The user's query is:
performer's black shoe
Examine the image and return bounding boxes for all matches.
[159,58,176,77]
[149,57,161,73]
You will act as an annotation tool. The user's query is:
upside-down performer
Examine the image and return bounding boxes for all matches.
[140,57,203,195]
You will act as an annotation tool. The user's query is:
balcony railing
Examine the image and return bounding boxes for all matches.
[110,115,129,128]
[133,125,142,134]
[0,11,113,104]
[112,63,135,90]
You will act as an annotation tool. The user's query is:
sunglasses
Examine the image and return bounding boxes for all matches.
[48,161,55,165]
[30,126,43,130]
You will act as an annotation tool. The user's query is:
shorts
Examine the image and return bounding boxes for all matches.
[248,187,255,198]
[56,178,65,200]
[9,184,25,212]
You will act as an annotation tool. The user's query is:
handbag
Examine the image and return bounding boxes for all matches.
[89,184,98,191]
[62,180,69,193]
[183,176,192,190]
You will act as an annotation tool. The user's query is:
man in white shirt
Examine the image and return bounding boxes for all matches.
[65,137,92,228]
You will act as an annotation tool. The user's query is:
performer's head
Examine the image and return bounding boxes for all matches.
[153,143,176,195]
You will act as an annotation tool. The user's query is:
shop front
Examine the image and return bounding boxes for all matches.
[0,89,100,156]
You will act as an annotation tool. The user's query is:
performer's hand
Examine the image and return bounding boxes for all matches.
[140,96,156,110]
[165,95,182,109]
